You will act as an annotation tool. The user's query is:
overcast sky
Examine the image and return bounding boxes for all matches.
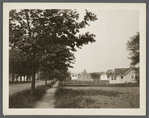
[69,9,139,73]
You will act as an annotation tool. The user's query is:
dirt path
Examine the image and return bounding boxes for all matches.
[9,80,52,96]
[34,81,59,108]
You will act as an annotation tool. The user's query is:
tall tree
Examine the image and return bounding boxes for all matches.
[9,48,32,82]
[9,9,97,94]
[127,32,139,66]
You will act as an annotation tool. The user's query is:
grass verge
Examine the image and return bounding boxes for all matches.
[9,81,55,108]
[55,86,96,108]
[61,82,139,87]
[54,83,139,108]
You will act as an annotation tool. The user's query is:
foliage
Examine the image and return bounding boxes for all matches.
[9,9,97,93]
[9,48,32,79]
[90,72,100,79]
[106,69,113,78]
[127,32,139,65]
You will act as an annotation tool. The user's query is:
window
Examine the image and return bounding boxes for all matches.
[131,75,135,80]
[114,76,116,80]
[135,75,138,80]
[121,76,123,79]
[111,76,113,80]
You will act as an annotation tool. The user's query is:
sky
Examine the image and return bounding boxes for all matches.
[69,9,139,73]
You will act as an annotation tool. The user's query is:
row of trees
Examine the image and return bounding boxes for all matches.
[9,9,97,94]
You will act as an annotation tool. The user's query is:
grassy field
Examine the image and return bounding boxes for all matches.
[55,84,139,108]
[62,80,109,85]
[61,80,139,87]
[9,81,55,108]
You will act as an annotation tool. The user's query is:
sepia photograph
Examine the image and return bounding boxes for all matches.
[3,3,146,115]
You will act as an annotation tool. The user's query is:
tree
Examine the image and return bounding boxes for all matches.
[127,32,139,66]
[106,69,113,78]
[90,73,100,79]
[9,48,32,82]
[9,9,97,94]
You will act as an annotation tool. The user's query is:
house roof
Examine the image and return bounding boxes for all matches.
[134,67,139,74]
[114,68,130,76]
[113,67,139,76]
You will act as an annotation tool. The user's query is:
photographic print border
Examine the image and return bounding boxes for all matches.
[3,2,146,116]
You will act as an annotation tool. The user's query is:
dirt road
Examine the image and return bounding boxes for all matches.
[9,80,51,96]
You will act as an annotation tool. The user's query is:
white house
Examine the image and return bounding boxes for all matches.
[71,72,78,80]
[78,69,93,81]
[109,67,139,84]
[100,73,109,80]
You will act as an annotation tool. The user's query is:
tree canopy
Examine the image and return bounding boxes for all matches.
[9,9,97,94]
[90,73,100,79]
[127,32,139,66]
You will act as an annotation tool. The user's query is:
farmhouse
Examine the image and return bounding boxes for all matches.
[78,70,93,81]
[70,72,78,80]
[109,67,139,84]
[100,73,109,80]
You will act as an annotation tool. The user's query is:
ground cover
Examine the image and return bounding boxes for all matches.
[9,81,55,108]
[55,83,139,108]
[9,81,32,84]
[61,80,139,87]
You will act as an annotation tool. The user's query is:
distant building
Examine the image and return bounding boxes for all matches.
[70,72,78,80]
[100,73,109,80]
[71,70,93,81]
[78,69,93,81]
[109,67,139,84]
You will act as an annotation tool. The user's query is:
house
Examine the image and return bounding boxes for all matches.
[100,73,109,80]
[70,72,78,80]
[78,69,93,81]
[109,67,139,84]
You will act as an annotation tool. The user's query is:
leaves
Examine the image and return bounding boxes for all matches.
[9,9,97,80]
[127,32,139,65]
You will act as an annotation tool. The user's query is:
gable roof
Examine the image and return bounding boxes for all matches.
[114,67,139,76]
[135,68,139,74]
[101,73,107,76]
[114,68,130,76]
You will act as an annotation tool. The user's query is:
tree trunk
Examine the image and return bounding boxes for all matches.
[45,78,47,85]
[21,76,22,82]
[12,73,14,82]
[31,52,36,95]
[24,76,25,81]
[25,10,36,95]
[16,76,18,82]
